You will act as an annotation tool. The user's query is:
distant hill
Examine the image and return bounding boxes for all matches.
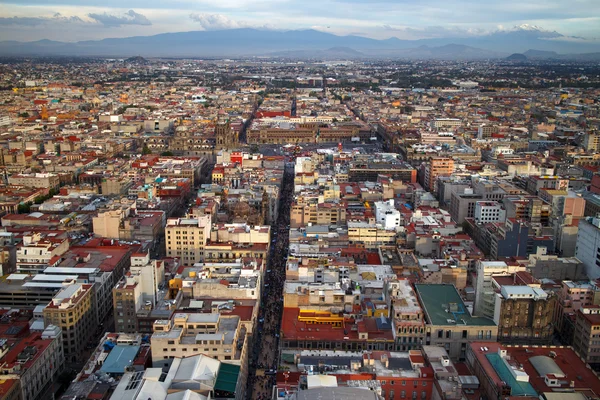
[506,53,527,61]
[523,49,559,59]
[1,27,599,59]
[125,56,148,63]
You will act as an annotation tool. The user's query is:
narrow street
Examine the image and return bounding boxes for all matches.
[246,165,294,400]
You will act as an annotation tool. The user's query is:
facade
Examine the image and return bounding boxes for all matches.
[474,260,525,318]
[42,283,95,363]
[387,280,425,352]
[573,306,600,368]
[375,200,401,230]
[150,312,248,370]
[493,285,555,344]
[424,157,454,194]
[473,201,506,224]
[415,284,497,361]
[0,324,64,400]
[113,253,166,333]
[576,217,600,280]
[165,215,211,266]
[8,173,60,190]
[215,118,238,150]
[15,232,69,274]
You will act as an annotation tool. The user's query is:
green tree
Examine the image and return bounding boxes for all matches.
[142,144,152,155]
[17,203,31,214]
[19,112,29,118]
[161,151,174,156]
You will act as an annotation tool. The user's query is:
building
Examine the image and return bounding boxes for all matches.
[8,173,60,190]
[165,215,211,266]
[15,231,69,274]
[474,260,525,318]
[467,342,600,399]
[113,253,166,333]
[583,132,600,153]
[555,281,600,344]
[112,353,244,400]
[573,306,600,368]
[375,200,401,230]
[43,283,95,363]
[473,201,506,224]
[414,284,497,361]
[0,323,64,400]
[527,247,586,281]
[386,280,425,351]
[423,157,454,194]
[215,118,238,150]
[150,312,248,368]
[576,217,600,280]
[493,285,555,344]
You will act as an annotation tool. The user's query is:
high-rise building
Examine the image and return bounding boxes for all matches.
[424,157,454,194]
[43,283,94,363]
[576,217,600,280]
[165,215,211,266]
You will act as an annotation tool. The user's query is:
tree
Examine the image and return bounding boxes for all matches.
[161,151,174,156]
[19,112,29,118]
[142,144,152,155]
[309,91,318,97]
[17,203,31,214]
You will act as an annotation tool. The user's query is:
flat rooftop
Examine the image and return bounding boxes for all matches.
[415,284,495,327]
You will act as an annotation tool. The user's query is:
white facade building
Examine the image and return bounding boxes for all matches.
[375,200,401,230]
[474,201,506,224]
[576,217,600,280]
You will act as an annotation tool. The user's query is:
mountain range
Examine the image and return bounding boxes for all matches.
[1,26,599,60]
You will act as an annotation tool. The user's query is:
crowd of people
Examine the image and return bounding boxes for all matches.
[247,168,294,400]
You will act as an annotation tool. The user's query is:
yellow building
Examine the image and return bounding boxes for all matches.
[43,283,94,363]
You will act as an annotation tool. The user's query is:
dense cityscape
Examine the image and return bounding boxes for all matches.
[0,56,599,400]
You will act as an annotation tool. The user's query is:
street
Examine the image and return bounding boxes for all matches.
[246,165,294,400]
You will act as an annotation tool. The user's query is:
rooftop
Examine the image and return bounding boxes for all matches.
[415,284,495,326]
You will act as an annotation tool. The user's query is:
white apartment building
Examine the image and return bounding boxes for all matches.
[474,201,506,224]
[576,217,600,280]
[375,199,401,230]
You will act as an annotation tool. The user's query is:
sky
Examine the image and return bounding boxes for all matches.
[1,0,600,42]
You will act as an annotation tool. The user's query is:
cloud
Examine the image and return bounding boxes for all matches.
[0,13,84,26]
[381,24,486,39]
[87,9,151,27]
[189,13,246,30]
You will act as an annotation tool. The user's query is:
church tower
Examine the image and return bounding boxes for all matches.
[215,112,238,150]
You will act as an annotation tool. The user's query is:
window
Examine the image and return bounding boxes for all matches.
[462,330,467,339]
[437,330,443,338]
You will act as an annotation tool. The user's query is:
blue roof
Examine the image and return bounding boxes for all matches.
[99,345,140,374]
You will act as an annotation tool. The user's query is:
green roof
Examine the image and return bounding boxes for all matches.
[415,284,496,327]
[486,353,537,397]
[215,362,240,394]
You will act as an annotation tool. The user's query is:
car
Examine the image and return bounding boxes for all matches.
[265,369,277,375]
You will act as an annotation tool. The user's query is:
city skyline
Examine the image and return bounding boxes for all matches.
[1,0,600,42]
